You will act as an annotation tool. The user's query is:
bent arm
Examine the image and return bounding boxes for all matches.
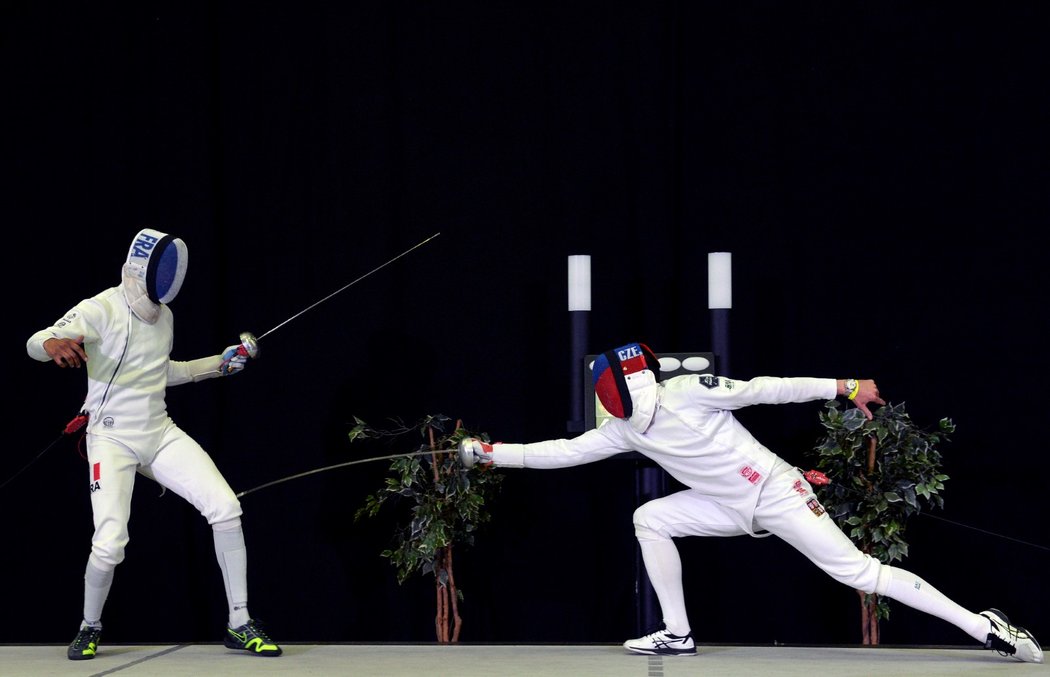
[168,356,224,384]
[27,301,103,365]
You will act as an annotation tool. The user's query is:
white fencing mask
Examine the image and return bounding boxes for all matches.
[121,228,188,323]
[592,342,662,432]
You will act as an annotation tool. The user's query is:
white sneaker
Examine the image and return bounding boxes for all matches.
[623,628,696,656]
[981,608,1043,663]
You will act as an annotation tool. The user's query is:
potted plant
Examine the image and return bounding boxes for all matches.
[811,400,954,644]
[352,414,503,643]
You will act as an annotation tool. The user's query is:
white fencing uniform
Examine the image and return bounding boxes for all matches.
[27,285,240,570]
[491,373,992,645]
[27,229,275,659]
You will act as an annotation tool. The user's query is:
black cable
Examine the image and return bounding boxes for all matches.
[0,433,66,490]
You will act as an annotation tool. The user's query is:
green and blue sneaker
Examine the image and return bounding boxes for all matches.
[68,624,101,660]
[224,619,282,657]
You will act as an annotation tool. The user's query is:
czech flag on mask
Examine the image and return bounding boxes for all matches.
[592,342,661,419]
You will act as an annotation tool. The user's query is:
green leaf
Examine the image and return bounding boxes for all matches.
[810,399,950,587]
[354,414,505,591]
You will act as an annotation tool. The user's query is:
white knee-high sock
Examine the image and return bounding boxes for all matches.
[876,566,989,642]
[83,556,114,627]
[213,520,250,628]
[638,537,691,636]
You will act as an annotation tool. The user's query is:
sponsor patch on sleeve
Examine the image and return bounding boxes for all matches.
[55,311,80,329]
[806,497,826,517]
[698,375,720,389]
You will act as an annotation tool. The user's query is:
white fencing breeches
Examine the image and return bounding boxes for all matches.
[86,422,242,569]
[633,463,881,634]
[633,463,988,642]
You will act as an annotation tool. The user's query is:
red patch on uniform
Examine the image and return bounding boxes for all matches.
[740,466,762,484]
[93,462,101,481]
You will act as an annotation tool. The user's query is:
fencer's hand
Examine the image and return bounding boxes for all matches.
[851,379,886,420]
[44,336,87,368]
[459,437,494,468]
[220,344,248,376]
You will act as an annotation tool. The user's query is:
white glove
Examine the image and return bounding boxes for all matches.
[458,438,494,468]
[220,345,248,376]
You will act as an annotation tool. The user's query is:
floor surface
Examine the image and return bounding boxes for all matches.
[1,642,1046,676]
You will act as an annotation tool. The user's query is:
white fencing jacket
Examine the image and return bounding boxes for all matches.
[27,286,222,460]
[492,374,837,535]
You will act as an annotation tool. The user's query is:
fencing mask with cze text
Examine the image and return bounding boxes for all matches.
[592,342,661,421]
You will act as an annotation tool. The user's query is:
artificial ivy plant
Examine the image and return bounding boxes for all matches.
[811,400,954,645]
[352,414,503,643]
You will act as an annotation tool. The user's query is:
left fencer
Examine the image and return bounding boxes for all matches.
[26,228,282,660]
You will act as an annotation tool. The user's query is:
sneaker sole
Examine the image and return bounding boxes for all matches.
[982,608,1044,663]
[624,648,697,657]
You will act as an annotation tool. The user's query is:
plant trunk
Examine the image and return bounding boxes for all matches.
[854,435,880,644]
[432,546,462,643]
[426,424,463,643]
[857,590,880,645]
[447,545,462,642]
[435,558,448,643]
[427,425,448,642]
[445,419,465,642]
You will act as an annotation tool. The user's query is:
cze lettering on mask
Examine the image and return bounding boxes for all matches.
[130,233,160,259]
[616,345,642,361]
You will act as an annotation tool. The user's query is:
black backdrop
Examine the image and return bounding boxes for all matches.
[4,2,1048,647]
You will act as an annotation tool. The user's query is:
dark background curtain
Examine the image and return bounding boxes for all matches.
[4,1,1047,646]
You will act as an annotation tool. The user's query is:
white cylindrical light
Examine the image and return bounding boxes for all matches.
[568,255,591,311]
[708,252,732,309]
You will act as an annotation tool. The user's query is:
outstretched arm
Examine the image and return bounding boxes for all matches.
[462,426,632,470]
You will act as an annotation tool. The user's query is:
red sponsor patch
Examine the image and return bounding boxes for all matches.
[93,462,101,482]
[792,479,808,496]
[740,466,762,484]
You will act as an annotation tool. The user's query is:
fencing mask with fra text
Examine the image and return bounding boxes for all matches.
[121,228,188,323]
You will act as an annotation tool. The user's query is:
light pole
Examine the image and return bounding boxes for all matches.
[567,255,591,433]
[708,252,732,377]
